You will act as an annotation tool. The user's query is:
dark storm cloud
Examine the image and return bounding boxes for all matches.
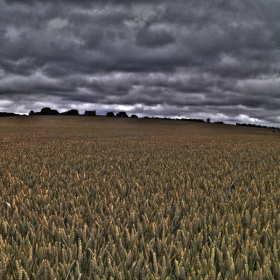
[1,0,280,126]
[136,26,175,48]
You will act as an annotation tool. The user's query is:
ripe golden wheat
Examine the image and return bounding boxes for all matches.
[0,116,279,279]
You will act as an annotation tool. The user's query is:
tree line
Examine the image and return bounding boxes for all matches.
[29,107,137,118]
[29,107,82,116]
[0,107,279,130]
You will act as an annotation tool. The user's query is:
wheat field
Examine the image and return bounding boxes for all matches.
[0,116,279,279]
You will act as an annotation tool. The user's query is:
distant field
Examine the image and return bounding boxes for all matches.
[0,116,279,279]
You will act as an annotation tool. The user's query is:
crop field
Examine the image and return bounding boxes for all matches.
[0,116,279,279]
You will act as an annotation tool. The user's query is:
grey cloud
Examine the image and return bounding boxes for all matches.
[136,25,175,48]
[0,0,280,126]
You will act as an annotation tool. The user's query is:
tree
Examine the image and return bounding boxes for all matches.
[116,111,128,118]
[207,118,210,123]
[40,107,52,115]
[106,112,115,117]
[84,110,96,116]
[49,109,59,115]
[61,109,79,116]
[130,114,138,118]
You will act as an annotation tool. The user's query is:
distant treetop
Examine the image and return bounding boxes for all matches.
[116,111,128,118]
[84,110,96,116]
[29,108,80,116]
[106,112,115,117]
[61,109,79,116]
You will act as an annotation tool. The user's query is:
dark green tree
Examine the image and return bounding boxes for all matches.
[40,107,52,115]
[116,111,128,118]
[106,112,115,117]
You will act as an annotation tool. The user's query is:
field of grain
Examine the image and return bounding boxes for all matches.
[0,116,279,279]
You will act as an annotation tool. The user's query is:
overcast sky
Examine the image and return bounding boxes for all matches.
[1,0,280,125]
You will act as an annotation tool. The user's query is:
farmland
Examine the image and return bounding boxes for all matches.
[0,116,279,279]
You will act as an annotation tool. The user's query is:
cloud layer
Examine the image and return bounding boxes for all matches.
[1,0,280,125]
